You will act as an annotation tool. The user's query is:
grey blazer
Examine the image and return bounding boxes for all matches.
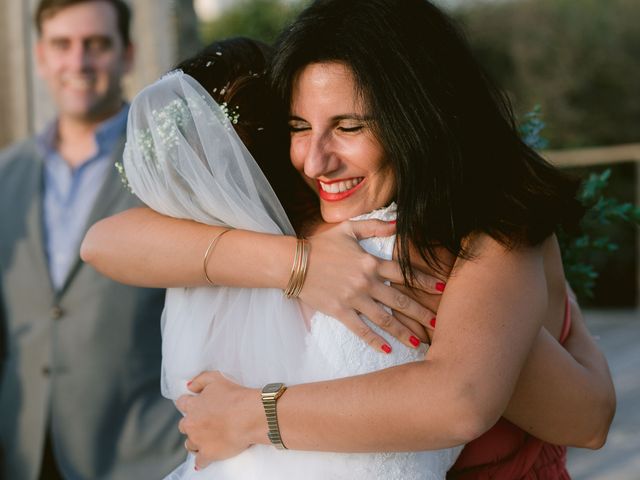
[0,137,184,479]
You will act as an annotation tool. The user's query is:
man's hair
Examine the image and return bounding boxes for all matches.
[34,0,132,46]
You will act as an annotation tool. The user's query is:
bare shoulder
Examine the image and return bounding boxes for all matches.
[427,233,552,417]
[453,232,545,279]
[447,232,566,338]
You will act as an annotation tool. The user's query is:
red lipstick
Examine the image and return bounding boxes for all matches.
[317,178,365,201]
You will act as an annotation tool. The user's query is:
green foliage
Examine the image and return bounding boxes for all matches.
[455,0,640,149]
[201,0,308,45]
[520,111,640,300]
[559,169,640,300]
[519,106,549,150]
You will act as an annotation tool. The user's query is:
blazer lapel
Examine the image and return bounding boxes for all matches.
[23,143,56,298]
[57,137,131,297]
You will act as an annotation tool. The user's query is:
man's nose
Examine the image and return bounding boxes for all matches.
[67,43,92,70]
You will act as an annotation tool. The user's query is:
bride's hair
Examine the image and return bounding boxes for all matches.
[272,0,583,278]
[175,37,318,232]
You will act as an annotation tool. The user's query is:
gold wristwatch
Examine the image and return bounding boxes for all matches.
[261,382,287,449]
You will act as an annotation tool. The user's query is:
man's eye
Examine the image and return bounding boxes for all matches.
[86,37,112,53]
[50,39,70,50]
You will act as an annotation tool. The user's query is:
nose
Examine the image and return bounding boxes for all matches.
[303,132,340,179]
[67,42,92,71]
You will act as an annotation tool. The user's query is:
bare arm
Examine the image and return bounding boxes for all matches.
[81,207,441,349]
[178,235,549,465]
[84,211,614,453]
[81,207,295,289]
[503,297,615,448]
[402,254,614,449]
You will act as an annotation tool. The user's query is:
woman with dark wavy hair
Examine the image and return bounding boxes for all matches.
[82,1,614,478]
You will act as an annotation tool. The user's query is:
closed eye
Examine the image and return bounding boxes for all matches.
[337,126,363,133]
[288,122,310,133]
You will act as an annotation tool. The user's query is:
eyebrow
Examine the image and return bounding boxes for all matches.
[47,34,112,42]
[288,114,373,122]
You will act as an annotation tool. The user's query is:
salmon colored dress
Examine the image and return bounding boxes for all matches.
[448,298,573,480]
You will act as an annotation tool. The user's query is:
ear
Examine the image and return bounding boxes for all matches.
[34,39,47,78]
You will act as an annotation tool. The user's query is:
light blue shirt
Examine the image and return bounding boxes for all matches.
[38,105,129,291]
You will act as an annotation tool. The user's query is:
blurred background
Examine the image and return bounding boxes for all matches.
[1,0,638,478]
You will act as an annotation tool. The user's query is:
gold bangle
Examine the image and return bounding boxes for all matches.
[203,228,232,285]
[283,238,310,298]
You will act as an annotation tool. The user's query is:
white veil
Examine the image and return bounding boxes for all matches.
[122,71,308,400]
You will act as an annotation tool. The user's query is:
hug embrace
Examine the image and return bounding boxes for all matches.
[83,0,616,478]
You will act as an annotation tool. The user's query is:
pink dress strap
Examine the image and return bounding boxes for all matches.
[559,294,572,345]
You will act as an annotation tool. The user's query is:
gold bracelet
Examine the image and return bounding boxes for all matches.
[203,228,232,285]
[283,238,310,298]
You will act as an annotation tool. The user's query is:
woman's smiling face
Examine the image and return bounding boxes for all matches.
[289,62,396,223]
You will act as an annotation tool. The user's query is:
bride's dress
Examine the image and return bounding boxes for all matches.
[123,72,462,480]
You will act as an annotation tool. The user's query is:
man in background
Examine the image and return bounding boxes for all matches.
[0,1,183,478]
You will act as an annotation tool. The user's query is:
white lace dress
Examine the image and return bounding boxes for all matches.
[168,205,463,480]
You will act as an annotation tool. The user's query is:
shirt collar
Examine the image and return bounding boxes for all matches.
[37,103,130,158]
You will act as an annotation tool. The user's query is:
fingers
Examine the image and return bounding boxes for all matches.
[187,370,220,393]
[176,395,191,414]
[394,310,432,344]
[378,259,446,294]
[349,219,396,240]
[412,269,447,294]
[184,438,198,453]
[371,281,438,328]
[392,281,442,317]
[355,297,422,349]
[194,451,214,471]
[337,309,395,353]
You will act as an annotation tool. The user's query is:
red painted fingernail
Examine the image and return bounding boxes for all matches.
[388,220,397,224]
[435,282,446,292]
[187,381,192,386]
[409,336,420,347]
[430,317,437,328]
[381,344,392,354]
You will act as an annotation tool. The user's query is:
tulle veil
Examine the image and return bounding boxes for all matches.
[122,71,308,402]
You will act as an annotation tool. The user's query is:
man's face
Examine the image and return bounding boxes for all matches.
[35,1,133,123]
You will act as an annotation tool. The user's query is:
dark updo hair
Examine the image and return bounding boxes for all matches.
[271,0,583,277]
[175,37,318,232]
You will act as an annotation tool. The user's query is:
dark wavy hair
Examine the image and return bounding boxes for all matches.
[175,37,318,232]
[35,0,132,46]
[271,0,583,277]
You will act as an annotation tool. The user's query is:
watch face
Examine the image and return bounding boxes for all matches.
[263,383,284,394]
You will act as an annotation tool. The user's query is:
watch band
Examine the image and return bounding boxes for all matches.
[261,382,287,449]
